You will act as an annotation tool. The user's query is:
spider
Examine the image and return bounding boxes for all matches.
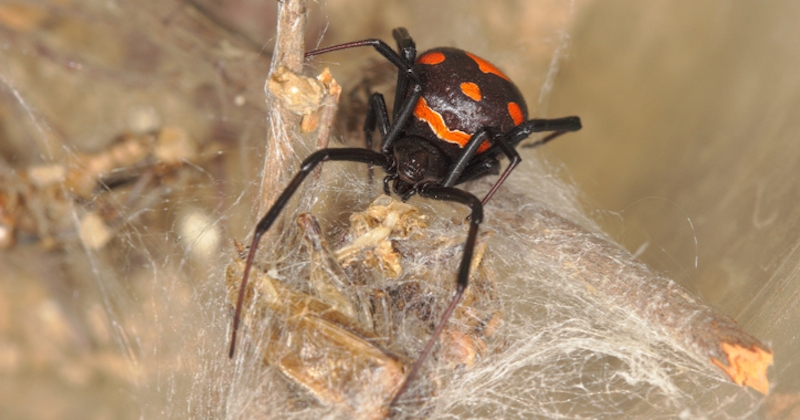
[229,27,582,409]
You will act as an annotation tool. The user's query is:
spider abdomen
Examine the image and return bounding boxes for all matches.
[405,47,529,159]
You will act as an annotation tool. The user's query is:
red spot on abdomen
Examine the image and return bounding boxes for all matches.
[507,102,524,125]
[417,52,446,65]
[465,52,510,81]
[460,82,482,101]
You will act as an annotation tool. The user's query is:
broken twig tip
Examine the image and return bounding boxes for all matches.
[711,342,773,395]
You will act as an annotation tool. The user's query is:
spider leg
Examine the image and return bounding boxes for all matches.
[510,116,582,148]
[392,27,416,63]
[364,92,391,150]
[442,130,493,188]
[382,28,422,153]
[229,148,390,358]
[389,186,483,409]
[391,27,417,117]
[305,38,409,71]
[363,93,392,188]
[479,116,582,204]
[304,30,422,155]
[477,133,521,205]
[449,116,583,203]
[440,129,521,205]
[452,157,500,185]
[380,72,421,153]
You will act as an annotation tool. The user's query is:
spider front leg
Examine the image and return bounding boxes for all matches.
[304,34,422,153]
[305,38,409,70]
[389,185,483,409]
[380,72,422,153]
[391,27,416,117]
[229,148,390,358]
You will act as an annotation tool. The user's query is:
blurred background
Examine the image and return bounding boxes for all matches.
[0,0,798,418]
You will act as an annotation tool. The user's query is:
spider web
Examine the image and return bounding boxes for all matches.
[0,1,769,419]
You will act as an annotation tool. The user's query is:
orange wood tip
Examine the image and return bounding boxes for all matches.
[711,342,773,394]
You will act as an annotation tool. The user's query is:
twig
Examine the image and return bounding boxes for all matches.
[258,0,308,217]
[492,194,773,394]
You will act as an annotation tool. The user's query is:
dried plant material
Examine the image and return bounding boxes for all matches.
[226,198,502,416]
[337,195,428,277]
[178,209,221,260]
[298,213,359,320]
[227,242,405,420]
[300,110,319,133]
[26,164,66,187]
[78,212,112,250]
[50,126,200,199]
[299,68,342,134]
[267,65,326,116]
[309,69,342,137]
[258,0,310,216]
[338,197,501,368]
[0,127,216,248]
[64,133,153,198]
[440,329,483,369]
[153,126,195,164]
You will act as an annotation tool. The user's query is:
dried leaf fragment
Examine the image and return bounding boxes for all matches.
[336,195,427,277]
[267,65,325,115]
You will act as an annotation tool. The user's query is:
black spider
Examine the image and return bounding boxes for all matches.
[230,27,582,409]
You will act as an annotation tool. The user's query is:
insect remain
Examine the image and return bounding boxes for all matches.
[230,27,582,410]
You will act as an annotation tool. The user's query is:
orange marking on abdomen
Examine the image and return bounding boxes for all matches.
[460,82,482,101]
[417,51,446,65]
[413,97,491,153]
[507,102,524,125]
[465,52,510,81]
